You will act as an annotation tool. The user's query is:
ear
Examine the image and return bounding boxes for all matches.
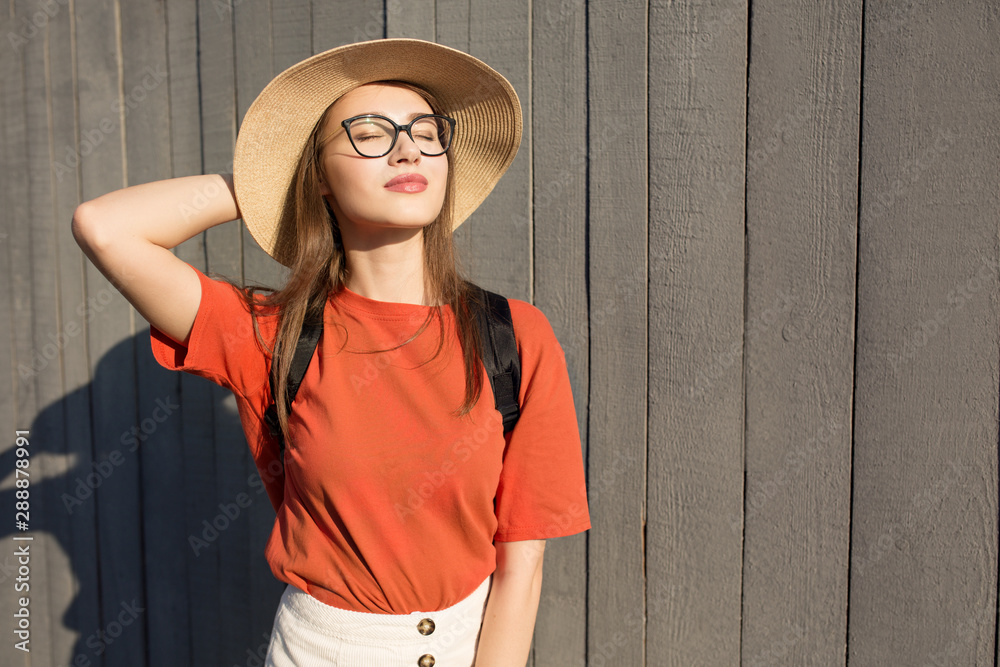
[319,181,331,196]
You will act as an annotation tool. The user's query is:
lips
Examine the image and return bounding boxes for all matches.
[384,173,428,190]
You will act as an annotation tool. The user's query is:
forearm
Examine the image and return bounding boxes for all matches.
[475,540,545,667]
[71,173,240,345]
[73,173,240,253]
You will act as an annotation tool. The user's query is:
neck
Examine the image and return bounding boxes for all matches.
[340,225,436,306]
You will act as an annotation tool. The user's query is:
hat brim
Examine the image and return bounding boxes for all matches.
[233,38,522,266]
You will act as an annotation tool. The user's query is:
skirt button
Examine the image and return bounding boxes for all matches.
[417,618,436,635]
[418,654,435,667]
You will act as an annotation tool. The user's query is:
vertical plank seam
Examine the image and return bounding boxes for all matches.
[992,93,1000,665]
[843,1,866,664]
[994,130,1000,665]
[196,1,209,272]
[739,1,754,664]
[121,0,152,661]
[583,0,592,663]
[67,0,103,644]
[643,0,650,664]
[68,0,109,646]
[527,0,533,306]
[42,15,67,394]
[15,0,44,651]
[43,14,72,659]
[994,353,999,667]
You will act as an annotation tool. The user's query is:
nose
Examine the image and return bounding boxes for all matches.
[389,130,422,162]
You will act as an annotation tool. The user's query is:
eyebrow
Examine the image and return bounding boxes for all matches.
[362,111,428,121]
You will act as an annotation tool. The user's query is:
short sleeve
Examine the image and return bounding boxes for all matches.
[149,264,271,397]
[492,301,591,542]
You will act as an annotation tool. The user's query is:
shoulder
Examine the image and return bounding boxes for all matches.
[506,298,551,331]
[504,298,567,362]
[196,268,282,348]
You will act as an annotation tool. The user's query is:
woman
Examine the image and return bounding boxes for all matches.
[73,38,590,666]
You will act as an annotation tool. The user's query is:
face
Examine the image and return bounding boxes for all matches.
[317,83,449,234]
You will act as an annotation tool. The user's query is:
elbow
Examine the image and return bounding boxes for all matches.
[72,201,113,256]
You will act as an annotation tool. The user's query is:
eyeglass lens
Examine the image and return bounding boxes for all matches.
[348,116,452,157]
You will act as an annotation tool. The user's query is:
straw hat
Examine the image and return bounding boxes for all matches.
[233,38,522,266]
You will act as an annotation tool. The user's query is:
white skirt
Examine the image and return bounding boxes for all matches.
[265,574,492,666]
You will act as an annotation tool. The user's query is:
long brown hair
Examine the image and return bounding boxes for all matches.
[236,81,486,437]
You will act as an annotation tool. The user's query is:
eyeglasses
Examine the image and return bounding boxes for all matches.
[340,114,456,158]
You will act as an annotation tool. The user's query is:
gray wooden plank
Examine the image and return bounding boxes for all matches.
[0,6,39,667]
[17,0,62,662]
[849,2,999,663]
[74,0,148,663]
[435,0,470,305]
[259,0,310,642]
[197,2,253,662]
[387,0,434,40]
[647,2,748,664]
[235,0,285,292]
[312,0,384,53]
[460,0,531,301]
[741,1,861,664]
[49,3,104,665]
[6,0,36,469]
[587,1,648,665]
[271,0,311,70]
[164,3,225,665]
[234,0,289,646]
[436,0,469,53]
[529,1,589,665]
[118,2,191,665]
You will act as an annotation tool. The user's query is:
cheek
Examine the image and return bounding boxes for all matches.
[324,160,366,205]
[431,161,450,200]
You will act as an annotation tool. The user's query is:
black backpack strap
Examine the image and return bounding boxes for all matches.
[263,316,323,470]
[472,286,521,435]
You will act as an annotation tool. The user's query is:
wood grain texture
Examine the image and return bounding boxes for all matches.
[272,0,312,69]
[587,1,648,665]
[49,3,104,665]
[849,2,1000,664]
[236,0,286,292]
[196,1,243,663]
[243,0,300,652]
[196,3,259,664]
[18,0,62,662]
[436,0,470,53]
[5,2,1000,665]
[73,0,148,665]
[118,2,192,665]
[388,0,435,40]
[459,0,532,300]
[163,3,227,665]
[312,0,385,52]
[529,1,590,665]
[647,1,748,664]
[740,2,861,665]
[1,5,40,667]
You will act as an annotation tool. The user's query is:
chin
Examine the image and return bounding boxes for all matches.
[370,215,438,230]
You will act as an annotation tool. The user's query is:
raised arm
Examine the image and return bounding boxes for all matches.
[71,174,240,345]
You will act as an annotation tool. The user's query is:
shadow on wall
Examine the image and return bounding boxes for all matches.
[1,331,284,667]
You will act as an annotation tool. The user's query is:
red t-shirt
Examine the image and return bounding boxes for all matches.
[150,265,591,613]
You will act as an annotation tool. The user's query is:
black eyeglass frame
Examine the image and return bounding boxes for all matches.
[340,113,457,158]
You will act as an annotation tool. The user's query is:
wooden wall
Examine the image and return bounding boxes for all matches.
[1,1,998,665]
